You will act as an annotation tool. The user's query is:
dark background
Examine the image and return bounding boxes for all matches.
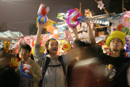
[0,0,130,35]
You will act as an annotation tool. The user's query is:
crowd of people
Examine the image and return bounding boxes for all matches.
[0,17,130,87]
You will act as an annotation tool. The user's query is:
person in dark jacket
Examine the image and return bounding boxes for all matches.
[0,53,19,87]
[67,40,111,87]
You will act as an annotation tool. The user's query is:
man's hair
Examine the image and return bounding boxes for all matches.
[74,39,91,48]
[19,44,31,53]
[45,38,58,54]
[74,39,99,58]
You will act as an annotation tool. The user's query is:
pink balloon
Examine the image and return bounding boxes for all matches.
[122,11,130,27]
[66,9,81,28]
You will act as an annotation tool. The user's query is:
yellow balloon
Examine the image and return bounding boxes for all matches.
[31,47,35,55]
[62,43,71,51]
[31,46,44,55]
[11,58,17,67]
[39,46,44,53]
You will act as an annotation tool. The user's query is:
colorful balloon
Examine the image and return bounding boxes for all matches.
[122,11,130,27]
[19,65,32,78]
[23,64,32,73]
[62,42,71,52]
[31,46,44,55]
[9,58,18,68]
[38,15,47,24]
[37,3,50,16]
[66,8,82,28]
[37,3,50,24]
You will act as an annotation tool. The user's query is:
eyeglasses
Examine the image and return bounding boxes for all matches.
[111,39,122,43]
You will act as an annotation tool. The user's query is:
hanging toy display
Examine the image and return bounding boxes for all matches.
[19,64,32,78]
[66,8,82,28]
[37,3,50,24]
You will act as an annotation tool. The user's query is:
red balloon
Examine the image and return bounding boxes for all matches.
[41,7,47,15]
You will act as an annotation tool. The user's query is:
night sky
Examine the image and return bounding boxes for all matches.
[0,0,110,35]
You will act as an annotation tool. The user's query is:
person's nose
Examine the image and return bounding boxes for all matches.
[114,40,118,43]
[21,51,26,54]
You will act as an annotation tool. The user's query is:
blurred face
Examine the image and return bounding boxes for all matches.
[47,40,58,54]
[19,48,30,60]
[109,38,123,52]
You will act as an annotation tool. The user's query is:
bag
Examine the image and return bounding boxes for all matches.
[39,56,65,87]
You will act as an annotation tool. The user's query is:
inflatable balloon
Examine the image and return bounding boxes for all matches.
[39,46,44,53]
[31,46,44,55]
[23,64,32,73]
[122,11,130,27]
[19,65,32,78]
[37,3,50,24]
[66,8,82,28]
[38,15,48,24]
[9,57,19,68]
[62,42,71,52]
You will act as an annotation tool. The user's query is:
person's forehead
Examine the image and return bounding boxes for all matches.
[112,38,121,40]
[49,40,58,44]
[20,48,28,51]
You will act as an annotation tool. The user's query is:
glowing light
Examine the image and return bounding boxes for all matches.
[54,30,58,34]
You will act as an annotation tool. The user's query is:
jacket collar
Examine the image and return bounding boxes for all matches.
[46,54,59,59]
[74,57,99,68]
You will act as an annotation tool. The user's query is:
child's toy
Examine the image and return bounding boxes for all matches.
[66,8,82,28]
[23,64,32,73]
[62,42,71,52]
[9,57,19,68]
[19,64,32,78]
[122,11,130,28]
[37,3,50,24]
